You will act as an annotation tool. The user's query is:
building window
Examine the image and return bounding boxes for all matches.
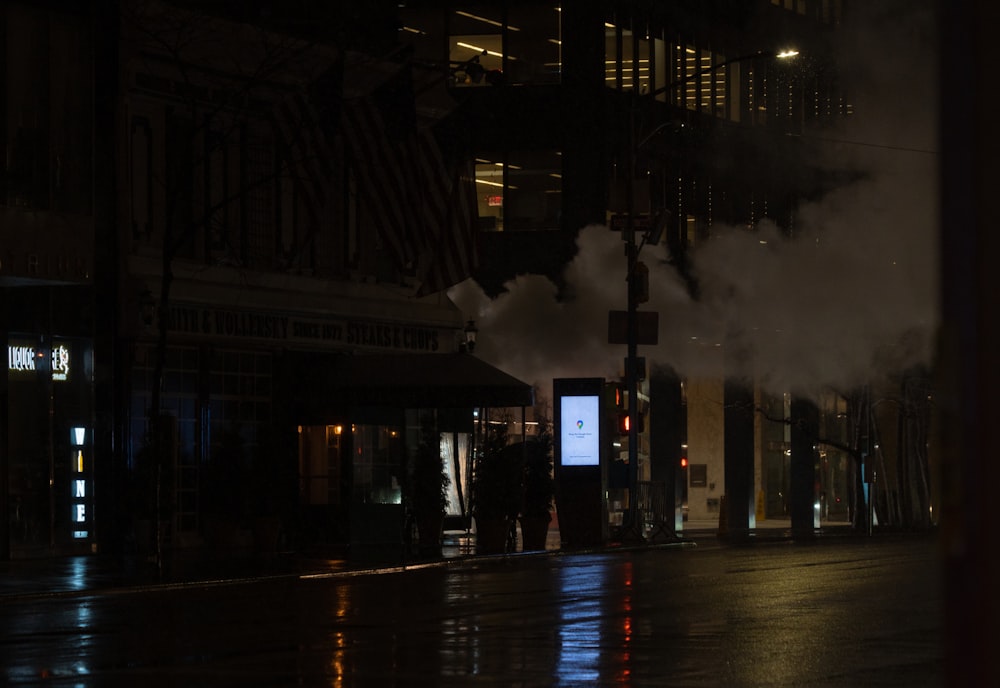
[449,7,503,86]
[506,4,561,85]
[353,425,404,504]
[397,5,561,86]
[476,150,562,232]
[242,127,276,269]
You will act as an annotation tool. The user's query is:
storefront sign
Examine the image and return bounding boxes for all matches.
[51,345,70,381]
[0,250,92,283]
[8,345,36,372]
[71,426,90,539]
[7,343,72,381]
[163,305,443,352]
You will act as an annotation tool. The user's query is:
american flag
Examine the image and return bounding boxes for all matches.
[341,59,479,296]
[271,77,338,230]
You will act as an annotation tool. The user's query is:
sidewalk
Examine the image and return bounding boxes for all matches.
[0,516,853,602]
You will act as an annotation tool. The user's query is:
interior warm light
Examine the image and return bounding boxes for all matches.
[777,49,799,59]
[455,10,520,31]
[334,425,343,436]
[456,41,504,58]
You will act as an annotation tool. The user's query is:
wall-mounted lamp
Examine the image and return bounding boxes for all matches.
[463,320,478,353]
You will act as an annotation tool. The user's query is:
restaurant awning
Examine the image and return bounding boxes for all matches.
[284,353,535,416]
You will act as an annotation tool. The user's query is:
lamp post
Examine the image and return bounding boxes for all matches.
[619,48,797,542]
[463,319,478,353]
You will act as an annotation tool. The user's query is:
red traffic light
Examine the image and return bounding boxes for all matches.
[616,411,644,434]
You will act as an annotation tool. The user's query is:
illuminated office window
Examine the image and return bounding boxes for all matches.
[476,150,562,232]
[449,7,504,87]
[507,5,561,84]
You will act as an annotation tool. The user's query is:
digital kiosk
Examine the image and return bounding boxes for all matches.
[553,377,607,547]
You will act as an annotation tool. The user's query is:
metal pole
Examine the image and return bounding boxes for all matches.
[622,92,643,542]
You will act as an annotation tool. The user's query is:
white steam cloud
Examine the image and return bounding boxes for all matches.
[450,0,938,401]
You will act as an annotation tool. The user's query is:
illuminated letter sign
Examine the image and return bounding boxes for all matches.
[8,345,36,372]
[70,427,90,539]
[51,345,70,381]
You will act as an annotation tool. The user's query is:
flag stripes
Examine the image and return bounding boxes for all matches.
[341,81,478,295]
[272,88,335,228]
[273,57,479,295]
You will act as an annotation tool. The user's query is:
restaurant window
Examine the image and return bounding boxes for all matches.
[298,424,343,507]
[476,150,562,232]
[353,425,404,504]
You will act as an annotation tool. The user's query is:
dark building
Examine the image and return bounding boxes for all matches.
[394,1,862,535]
[3,0,933,561]
[0,1,98,558]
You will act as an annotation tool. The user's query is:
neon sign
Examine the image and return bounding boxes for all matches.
[71,426,89,539]
[51,345,70,381]
[8,345,36,372]
[7,343,71,381]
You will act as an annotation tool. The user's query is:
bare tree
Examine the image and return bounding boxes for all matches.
[121,0,338,570]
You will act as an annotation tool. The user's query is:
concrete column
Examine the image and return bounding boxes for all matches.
[649,368,683,533]
[723,378,755,538]
[685,377,724,521]
[790,397,818,537]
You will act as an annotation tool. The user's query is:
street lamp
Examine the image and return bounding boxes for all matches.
[618,48,798,542]
[463,320,478,353]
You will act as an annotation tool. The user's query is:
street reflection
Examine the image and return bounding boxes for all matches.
[556,560,617,686]
[327,585,351,686]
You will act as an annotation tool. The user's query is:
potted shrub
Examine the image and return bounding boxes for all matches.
[471,415,521,554]
[519,411,555,551]
[410,412,450,556]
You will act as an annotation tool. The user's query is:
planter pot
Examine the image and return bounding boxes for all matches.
[519,514,552,551]
[416,513,444,557]
[475,516,510,555]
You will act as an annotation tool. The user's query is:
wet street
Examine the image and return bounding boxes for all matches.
[1,535,942,686]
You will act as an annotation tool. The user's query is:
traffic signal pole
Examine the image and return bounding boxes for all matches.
[621,99,644,543]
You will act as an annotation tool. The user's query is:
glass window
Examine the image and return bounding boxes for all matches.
[243,127,275,269]
[507,150,562,231]
[506,4,561,85]
[449,7,503,87]
[476,150,562,232]
[353,425,404,504]
[397,7,446,65]
[604,22,619,89]
[475,155,505,231]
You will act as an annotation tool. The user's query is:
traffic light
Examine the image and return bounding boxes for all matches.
[680,457,688,469]
[616,411,644,434]
[609,381,627,409]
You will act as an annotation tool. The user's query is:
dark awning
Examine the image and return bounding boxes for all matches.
[282,352,535,417]
[329,353,535,408]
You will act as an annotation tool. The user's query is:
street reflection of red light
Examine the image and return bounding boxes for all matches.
[620,562,634,682]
